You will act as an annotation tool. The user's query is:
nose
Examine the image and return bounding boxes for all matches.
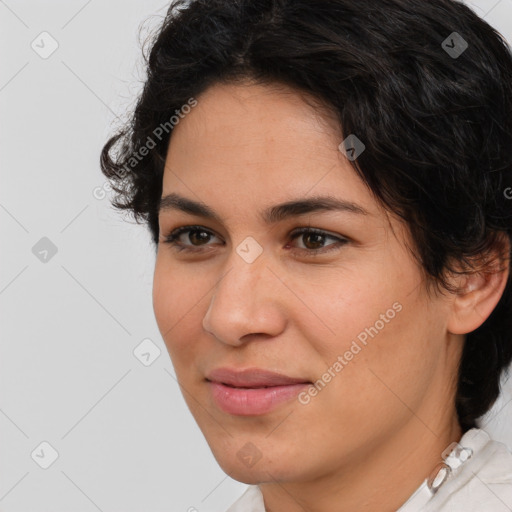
[202,249,287,346]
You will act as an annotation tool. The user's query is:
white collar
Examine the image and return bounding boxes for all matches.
[225,428,512,512]
[397,427,488,511]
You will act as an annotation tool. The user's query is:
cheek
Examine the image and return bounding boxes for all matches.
[316,284,441,430]
[292,262,410,362]
[297,259,439,402]
[152,259,176,335]
[152,257,205,360]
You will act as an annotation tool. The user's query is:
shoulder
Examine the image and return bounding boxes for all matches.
[425,428,512,512]
[224,485,265,512]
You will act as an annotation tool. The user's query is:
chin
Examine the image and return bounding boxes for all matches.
[214,451,301,485]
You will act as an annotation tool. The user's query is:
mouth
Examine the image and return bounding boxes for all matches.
[209,382,282,389]
[205,367,311,388]
[205,367,312,415]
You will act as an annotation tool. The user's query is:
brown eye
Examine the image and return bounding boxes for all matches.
[301,232,327,250]
[163,226,222,250]
[188,229,212,245]
[288,228,348,255]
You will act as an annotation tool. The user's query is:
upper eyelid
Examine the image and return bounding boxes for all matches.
[165,225,346,243]
[168,225,221,239]
[163,225,221,245]
[167,225,340,235]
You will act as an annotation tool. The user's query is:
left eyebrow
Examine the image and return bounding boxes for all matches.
[261,195,370,223]
[158,192,370,224]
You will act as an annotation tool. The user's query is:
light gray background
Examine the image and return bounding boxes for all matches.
[1,1,511,511]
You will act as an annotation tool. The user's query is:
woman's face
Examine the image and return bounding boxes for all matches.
[152,81,461,484]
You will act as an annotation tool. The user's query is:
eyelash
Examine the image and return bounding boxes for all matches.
[162,225,348,256]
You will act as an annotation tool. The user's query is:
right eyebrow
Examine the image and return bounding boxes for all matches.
[158,192,370,224]
[158,193,223,222]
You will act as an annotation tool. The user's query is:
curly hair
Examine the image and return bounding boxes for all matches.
[100,0,512,432]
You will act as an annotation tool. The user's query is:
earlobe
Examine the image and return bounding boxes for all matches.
[447,257,510,335]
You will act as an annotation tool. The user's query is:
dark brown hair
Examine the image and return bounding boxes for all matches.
[100,0,512,431]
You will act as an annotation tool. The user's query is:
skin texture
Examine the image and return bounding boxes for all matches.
[152,80,509,512]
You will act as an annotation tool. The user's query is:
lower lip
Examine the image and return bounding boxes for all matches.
[207,381,310,415]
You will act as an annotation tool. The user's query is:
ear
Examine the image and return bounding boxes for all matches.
[447,236,510,335]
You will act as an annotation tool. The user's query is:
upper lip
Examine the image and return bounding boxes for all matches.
[206,367,311,388]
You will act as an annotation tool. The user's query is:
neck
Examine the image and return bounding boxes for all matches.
[259,411,463,512]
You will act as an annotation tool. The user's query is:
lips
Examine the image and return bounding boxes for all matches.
[205,367,311,388]
[206,368,312,415]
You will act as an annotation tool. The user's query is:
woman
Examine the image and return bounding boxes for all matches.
[100,0,512,510]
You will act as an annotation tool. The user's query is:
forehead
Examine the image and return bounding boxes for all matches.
[162,81,377,213]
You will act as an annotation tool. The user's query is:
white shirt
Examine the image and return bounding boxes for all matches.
[225,428,512,511]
